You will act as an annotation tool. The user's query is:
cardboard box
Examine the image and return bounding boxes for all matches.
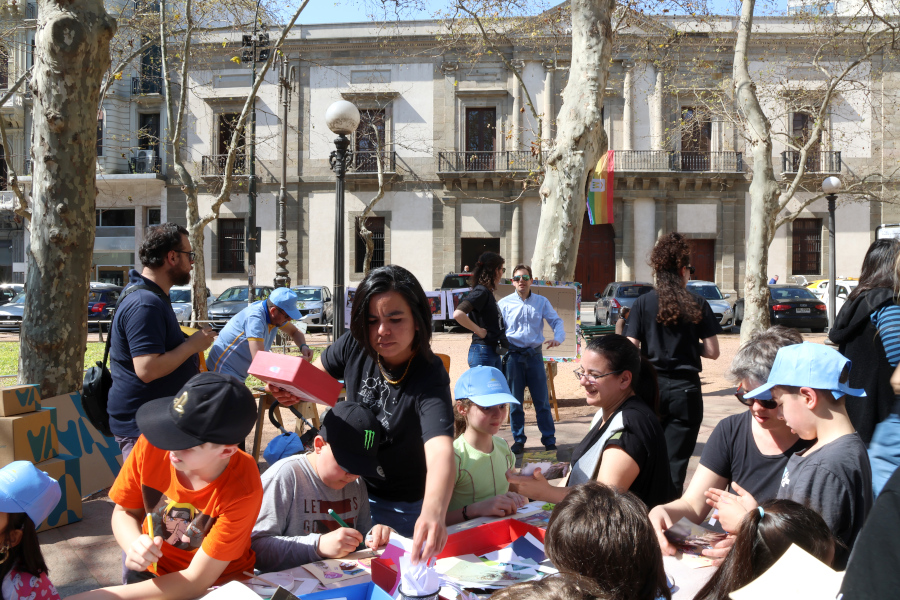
[249,352,342,407]
[299,581,393,600]
[0,385,41,417]
[41,392,122,496]
[0,407,58,465]
[35,453,83,531]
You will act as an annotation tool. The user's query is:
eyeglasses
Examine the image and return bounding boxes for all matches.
[174,250,196,262]
[735,384,778,410]
[573,369,623,383]
[512,275,532,282]
[687,266,696,275]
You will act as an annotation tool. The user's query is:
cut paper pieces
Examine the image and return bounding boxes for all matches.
[302,557,374,585]
[520,462,551,477]
[515,510,552,529]
[663,517,728,556]
[247,571,295,596]
[509,535,545,563]
[292,579,321,595]
[200,581,260,599]
[728,544,843,600]
[442,558,539,588]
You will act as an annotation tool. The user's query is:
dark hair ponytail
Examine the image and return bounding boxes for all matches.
[585,335,659,414]
[0,513,49,582]
[650,232,702,326]
[470,252,505,291]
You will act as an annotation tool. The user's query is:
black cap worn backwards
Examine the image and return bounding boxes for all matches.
[319,402,384,480]
[136,372,257,451]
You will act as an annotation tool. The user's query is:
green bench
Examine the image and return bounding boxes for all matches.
[580,324,617,342]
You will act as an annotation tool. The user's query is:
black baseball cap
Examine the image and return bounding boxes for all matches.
[136,372,257,451]
[319,402,384,480]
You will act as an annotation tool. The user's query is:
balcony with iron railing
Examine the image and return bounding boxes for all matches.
[613,150,744,173]
[132,76,163,96]
[437,151,542,173]
[351,151,396,174]
[201,154,247,177]
[129,151,162,174]
[781,150,841,175]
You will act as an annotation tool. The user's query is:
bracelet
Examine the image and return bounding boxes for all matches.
[300,344,310,350]
[462,505,470,521]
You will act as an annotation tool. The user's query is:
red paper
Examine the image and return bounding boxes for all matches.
[248,351,342,407]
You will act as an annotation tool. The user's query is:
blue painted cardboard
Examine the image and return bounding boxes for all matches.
[300,581,394,600]
[0,384,41,417]
[0,407,58,465]
[36,453,83,531]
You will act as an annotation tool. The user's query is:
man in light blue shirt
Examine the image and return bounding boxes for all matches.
[206,287,313,380]
[498,264,565,454]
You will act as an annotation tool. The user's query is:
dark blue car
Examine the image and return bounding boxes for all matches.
[87,284,123,328]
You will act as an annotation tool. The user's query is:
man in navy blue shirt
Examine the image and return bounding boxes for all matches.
[108,223,217,459]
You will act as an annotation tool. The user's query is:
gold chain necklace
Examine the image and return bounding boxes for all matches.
[378,351,416,385]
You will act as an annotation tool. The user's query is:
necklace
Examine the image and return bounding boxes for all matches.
[378,351,416,385]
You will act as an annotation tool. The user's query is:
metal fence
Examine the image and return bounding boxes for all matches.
[781,151,842,174]
[613,150,744,172]
[437,151,542,173]
[201,154,248,177]
[132,76,163,96]
[352,151,396,173]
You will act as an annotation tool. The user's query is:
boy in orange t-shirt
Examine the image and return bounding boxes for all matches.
[69,372,262,600]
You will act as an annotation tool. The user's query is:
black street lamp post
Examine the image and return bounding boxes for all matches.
[822,176,842,330]
[275,54,294,289]
[326,100,360,341]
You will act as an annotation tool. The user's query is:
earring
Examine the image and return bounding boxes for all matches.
[0,544,9,565]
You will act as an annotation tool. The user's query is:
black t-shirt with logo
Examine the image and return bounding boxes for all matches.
[461,284,505,346]
[625,289,722,374]
[321,332,454,502]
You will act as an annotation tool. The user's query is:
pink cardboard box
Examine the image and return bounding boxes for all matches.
[248,352,342,407]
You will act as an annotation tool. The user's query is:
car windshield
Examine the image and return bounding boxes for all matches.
[616,285,653,298]
[771,287,818,301]
[88,292,103,303]
[441,275,470,289]
[293,288,322,301]
[689,285,724,300]
[216,287,269,302]
[170,290,191,303]
[9,292,25,304]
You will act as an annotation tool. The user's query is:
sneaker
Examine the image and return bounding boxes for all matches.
[511,442,525,454]
[544,444,557,451]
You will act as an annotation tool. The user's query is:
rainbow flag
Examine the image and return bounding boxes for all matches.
[586,150,614,225]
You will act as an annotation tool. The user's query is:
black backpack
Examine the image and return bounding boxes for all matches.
[82,284,168,437]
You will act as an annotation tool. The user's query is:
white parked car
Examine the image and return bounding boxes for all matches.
[816,279,858,316]
[687,281,735,332]
[169,285,211,325]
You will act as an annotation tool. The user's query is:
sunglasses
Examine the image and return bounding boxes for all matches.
[735,384,778,410]
[687,266,696,275]
[512,275,532,282]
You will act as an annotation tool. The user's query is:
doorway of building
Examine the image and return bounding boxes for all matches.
[460,238,500,273]
[574,214,616,299]
[96,267,130,286]
[688,239,716,283]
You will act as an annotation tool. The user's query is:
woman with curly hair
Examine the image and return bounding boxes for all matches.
[453,251,507,369]
[626,232,722,492]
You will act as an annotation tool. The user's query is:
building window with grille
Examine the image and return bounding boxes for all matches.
[219,218,245,273]
[97,117,103,157]
[355,216,385,272]
[0,46,7,90]
[792,218,822,275]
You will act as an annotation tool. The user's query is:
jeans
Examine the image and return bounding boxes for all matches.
[369,495,424,538]
[505,346,555,446]
[869,413,900,497]
[467,342,502,370]
[657,371,703,494]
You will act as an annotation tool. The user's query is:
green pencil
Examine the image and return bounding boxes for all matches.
[328,508,350,528]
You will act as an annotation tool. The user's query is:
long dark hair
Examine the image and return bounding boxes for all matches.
[0,513,49,582]
[847,238,900,302]
[585,335,660,415]
[546,482,670,600]
[650,233,701,326]
[694,499,835,600]
[470,252,505,291]
[349,264,434,361]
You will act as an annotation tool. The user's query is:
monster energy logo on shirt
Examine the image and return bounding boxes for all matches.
[363,429,375,450]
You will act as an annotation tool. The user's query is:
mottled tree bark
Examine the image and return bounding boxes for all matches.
[19,0,115,395]
[531,0,614,281]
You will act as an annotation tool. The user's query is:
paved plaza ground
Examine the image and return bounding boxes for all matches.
[35,310,830,596]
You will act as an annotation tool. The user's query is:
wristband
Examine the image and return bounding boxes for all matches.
[301,344,310,350]
[462,505,470,521]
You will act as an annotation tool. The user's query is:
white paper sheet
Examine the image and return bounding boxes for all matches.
[728,544,843,600]
[520,462,552,476]
[523,532,546,552]
[200,581,260,599]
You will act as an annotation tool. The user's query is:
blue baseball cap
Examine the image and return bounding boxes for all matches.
[269,287,302,321]
[454,366,520,407]
[0,461,61,527]
[745,342,866,401]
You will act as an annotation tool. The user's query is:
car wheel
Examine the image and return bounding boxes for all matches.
[606,313,614,327]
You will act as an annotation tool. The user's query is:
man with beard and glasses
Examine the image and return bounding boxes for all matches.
[108,223,217,461]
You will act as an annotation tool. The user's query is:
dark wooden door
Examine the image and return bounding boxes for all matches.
[574,214,616,299]
[688,239,716,283]
[461,238,500,273]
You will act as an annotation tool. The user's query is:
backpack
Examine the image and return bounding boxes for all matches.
[82,284,168,437]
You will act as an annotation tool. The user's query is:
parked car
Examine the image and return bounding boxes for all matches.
[292,285,333,329]
[687,280,735,332]
[87,283,124,328]
[734,285,827,333]
[436,272,473,331]
[207,286,273,329]
[0,291,25,331]
[593,282,654,326]
[169,285,212,324]
[812,279,859,317]
[0,284,23,305]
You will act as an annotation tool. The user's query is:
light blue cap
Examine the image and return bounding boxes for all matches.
[269,287,302,321]
[745,342,866,401]
[454,366,520,407]
[0,461,61,527]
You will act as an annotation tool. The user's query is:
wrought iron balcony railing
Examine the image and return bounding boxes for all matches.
[129,154,162,174]
[437,151,542,173]
[781,151,841,174]
[613,150,744,173]
[201,154,247,177]
[132,76,163,96]
[351,151,396,173]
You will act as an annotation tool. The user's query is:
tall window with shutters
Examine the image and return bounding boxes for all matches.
[791,218,822,275]
[355,216,385,272]
[218,218,245,273]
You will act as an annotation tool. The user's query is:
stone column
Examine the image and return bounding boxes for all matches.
[623,62,634,151]
[542,60,555,152]
[655,197,666,240]
[633,198,656,282]
[511,201,523,266]
[721,197,737,294]
[511,60,523,151]
[651,64,665,151]
[621,199,634,280]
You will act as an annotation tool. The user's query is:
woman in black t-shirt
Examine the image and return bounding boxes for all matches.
[625,232,722,493]
[453,252,507,369]
[507,335,676,509]
[269,265,455,563]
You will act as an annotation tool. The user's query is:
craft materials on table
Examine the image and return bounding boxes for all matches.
[434,532,549,592]
[398,554,440,598]
[303,557,375,585]
[520,450,570,479]
[663,517,728,558]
